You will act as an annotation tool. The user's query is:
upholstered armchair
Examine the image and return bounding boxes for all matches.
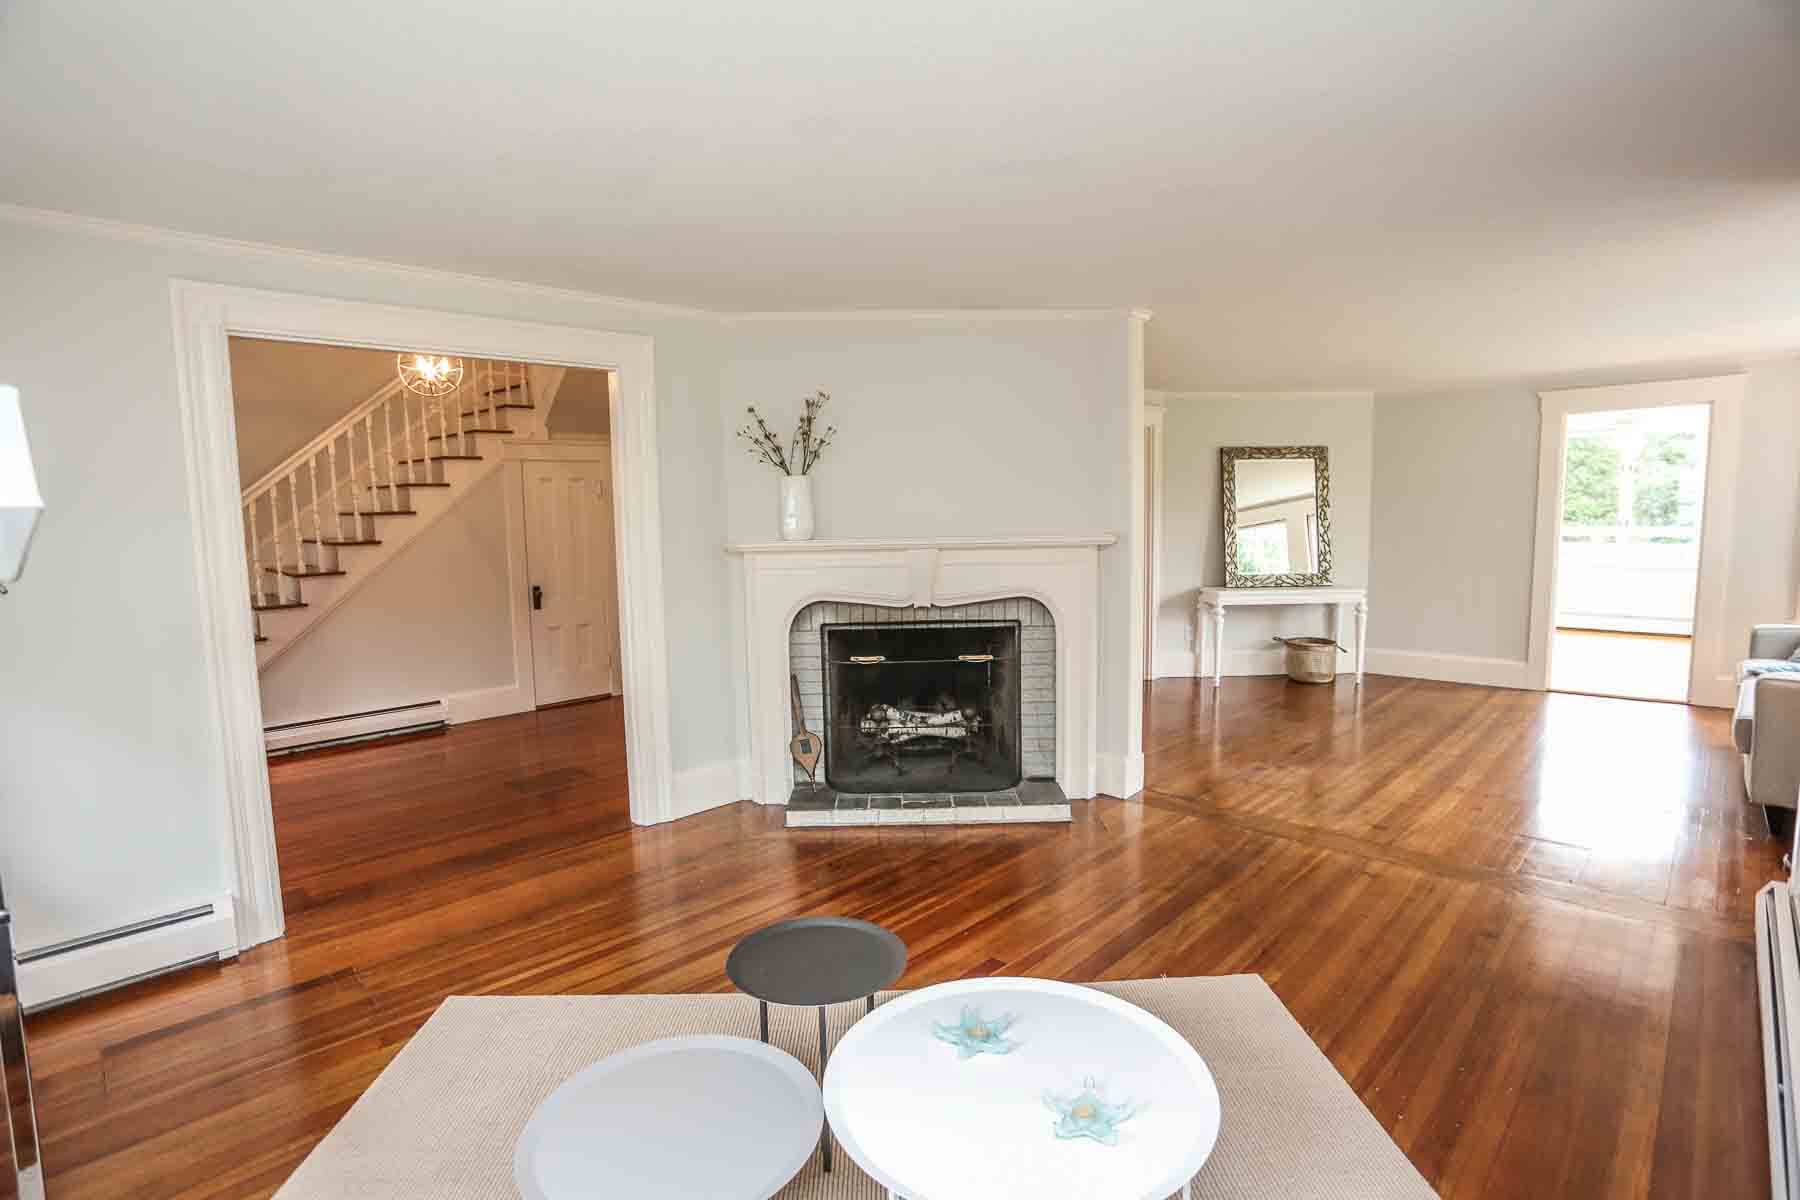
[1737,625,1800,827]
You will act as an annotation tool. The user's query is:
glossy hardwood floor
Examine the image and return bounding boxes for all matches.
[26,678,1783,1198]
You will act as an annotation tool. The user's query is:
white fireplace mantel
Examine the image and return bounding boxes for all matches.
[727,535,1116,807]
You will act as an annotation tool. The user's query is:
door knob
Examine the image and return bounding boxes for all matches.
[531,585,544,610]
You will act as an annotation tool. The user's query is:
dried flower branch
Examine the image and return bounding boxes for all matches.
[738,391,837,476]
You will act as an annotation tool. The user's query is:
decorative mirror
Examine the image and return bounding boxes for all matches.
[1221,446,1332,587]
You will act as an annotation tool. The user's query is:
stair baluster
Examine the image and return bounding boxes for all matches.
[383,399,399,496]
[248,495,263,602]
[285,475,302,601]
[327,440,344,542]
[307,456,323,564]
[402,392,418,484]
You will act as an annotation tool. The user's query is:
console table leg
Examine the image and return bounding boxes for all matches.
[1211,603,1225,689]
[1355,598,1368,687]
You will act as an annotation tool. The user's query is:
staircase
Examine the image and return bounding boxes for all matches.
[244,359,538,667]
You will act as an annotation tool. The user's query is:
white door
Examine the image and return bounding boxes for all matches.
[523,460,619,706]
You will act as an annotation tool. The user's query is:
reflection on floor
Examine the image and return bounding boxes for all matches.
[1551,627,1692,702]
[26,678,1784,1198]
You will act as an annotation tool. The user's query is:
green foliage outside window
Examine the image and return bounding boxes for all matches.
[1562,437,1619,526]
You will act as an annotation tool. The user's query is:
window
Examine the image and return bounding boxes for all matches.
[1236,520,1291,575]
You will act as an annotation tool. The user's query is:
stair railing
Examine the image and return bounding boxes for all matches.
[241,359,527,606]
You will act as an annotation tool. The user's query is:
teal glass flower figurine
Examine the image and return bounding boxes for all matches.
[932,1005,1019,1058]
[1043,1077,1139,1145]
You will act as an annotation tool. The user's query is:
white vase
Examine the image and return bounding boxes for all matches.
[779,474,815,541]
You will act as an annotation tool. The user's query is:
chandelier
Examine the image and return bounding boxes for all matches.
[396,352,464,397]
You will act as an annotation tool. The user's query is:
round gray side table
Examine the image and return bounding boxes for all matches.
[726,916,907,1172]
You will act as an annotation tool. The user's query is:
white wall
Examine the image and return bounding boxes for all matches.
[1366,363,1800,693]
[1367,387,1540,663]
[258,469,517,725]
[1151,391,1373,676]
[0,212,729,952]
[718,314,1141,787]
[547,367,612,437]
[229,338,394,483]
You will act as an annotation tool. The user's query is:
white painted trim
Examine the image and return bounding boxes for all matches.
[670,759,750,821]
[17,896,238,1011]
[1364,649,1534,690]
[725,307,1141,324]
[444,683,534,725]
[0,202,711,318]
[501,436,612,462]
[1096,751,1146,800]
[1530,375,1745,706]
[169,281,676,952]
[726,534,1116,554]
[1120,313,1149,773]
[498,461,537,718]
[1142,404,1166,682]
[265,701,447,753]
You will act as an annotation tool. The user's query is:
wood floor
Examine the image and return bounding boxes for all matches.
[25,678,1784,1198]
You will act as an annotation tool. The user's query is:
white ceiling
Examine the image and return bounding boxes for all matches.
[4,1,1798,390]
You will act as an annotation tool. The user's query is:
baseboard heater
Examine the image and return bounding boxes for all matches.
[1757,881,1800,1200]
[16,895,239,1012]
[265,699,448,756]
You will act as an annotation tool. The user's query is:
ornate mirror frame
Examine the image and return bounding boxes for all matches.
[1220,445,1333,587]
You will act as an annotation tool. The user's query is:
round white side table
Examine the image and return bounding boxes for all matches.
[515,1035,823,1200]
[824,977,1221,1200]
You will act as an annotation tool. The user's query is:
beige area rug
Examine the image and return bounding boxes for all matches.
[276,976,1437,1199]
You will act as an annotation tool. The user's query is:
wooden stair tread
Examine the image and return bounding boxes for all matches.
[430,427,513,438]
[262,567,348,579]
[460,402,533,417]
[367,481,450,490]
[250,597,307,611]
[396,455,483,464]
[338,508,417,517]
[303,537,382,546]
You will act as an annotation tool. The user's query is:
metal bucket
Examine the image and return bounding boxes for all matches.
[1272,636,1344,684]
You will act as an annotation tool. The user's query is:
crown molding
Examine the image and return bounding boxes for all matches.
[723,307,1143,324]
[1,203,1162,329]
[0,202,714,320]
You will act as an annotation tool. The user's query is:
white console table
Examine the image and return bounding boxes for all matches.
[1196,586,1368,688]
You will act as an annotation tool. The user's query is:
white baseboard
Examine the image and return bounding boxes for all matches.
[265,700,448,753]
[17,895,239,1011]
[671,758,749,821]
[1363,648,1533,690]
[445,682,534,725]
[1159,647,1294,679]
[1096,750,1146,799]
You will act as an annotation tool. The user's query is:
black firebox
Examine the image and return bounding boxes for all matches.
[821,620,1022,793]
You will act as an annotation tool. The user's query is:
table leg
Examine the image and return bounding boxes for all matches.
[818,1005,832,1172]
[1211,603,1225,690]
[759,999,769,1044]
[1355,597,1368,687]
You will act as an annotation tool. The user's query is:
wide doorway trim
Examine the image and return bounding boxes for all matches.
[1529,373,1744,707]
[169,281,674,950]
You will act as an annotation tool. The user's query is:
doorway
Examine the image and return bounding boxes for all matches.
[1549,404,1709,701]
[522,456,621,706]
[171,281,675,951]
[1531,375,1743,708]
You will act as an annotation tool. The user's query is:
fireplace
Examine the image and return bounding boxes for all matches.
[823,619,1022,793]
[730,536,1109,821]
